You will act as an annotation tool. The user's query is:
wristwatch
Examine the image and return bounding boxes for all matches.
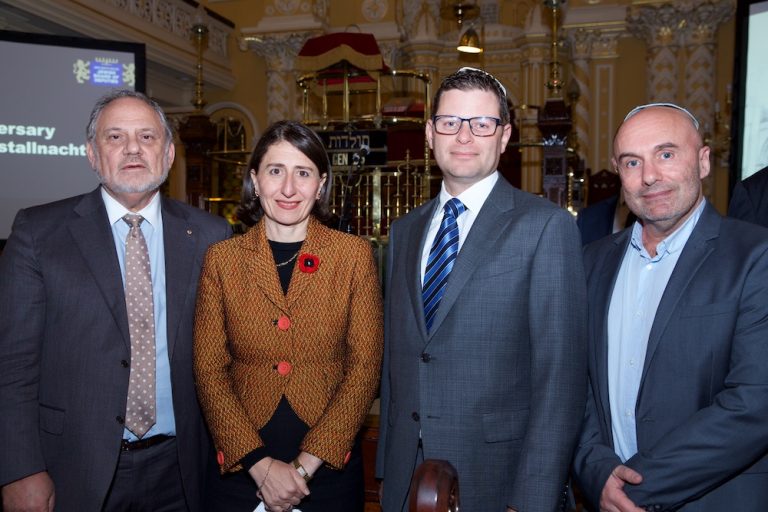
[292,459,312,482]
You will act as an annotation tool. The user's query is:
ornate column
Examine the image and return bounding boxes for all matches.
[398,0,442,82]
[590,31,621,173]
[684,0,735,210]
[683,0,734,133]
[240,33,315,125]
[239,0,328,125]
[517,4,551,194]
[568,28,592,170]
[627,3,683,103]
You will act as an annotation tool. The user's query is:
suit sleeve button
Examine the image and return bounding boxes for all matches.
[120,359,129,368]
[116,415,125,424]
[411,412,420,421]
[420,352,431,362]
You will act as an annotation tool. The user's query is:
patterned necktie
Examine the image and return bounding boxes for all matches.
[122,214,156,438]
[423,198,466,332]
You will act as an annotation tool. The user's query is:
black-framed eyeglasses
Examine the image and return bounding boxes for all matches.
[432,115,502,137]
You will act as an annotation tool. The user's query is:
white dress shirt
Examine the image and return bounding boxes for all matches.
[420,171,499,284]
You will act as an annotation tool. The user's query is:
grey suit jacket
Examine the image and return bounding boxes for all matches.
[0,188,230,511]
[376,177,587,512]
[573,202,768,511]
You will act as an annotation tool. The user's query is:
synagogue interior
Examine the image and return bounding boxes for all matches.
[0,0,757,509]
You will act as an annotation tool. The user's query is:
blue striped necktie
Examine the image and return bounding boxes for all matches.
[423,198,466,332]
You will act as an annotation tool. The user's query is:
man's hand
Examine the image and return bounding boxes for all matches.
[1,471,55,512]
[599,465,643,512]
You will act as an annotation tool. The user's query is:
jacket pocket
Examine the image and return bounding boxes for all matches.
[482,408,528,443]
[39,403,65,435]
[473,255,522,279]
[678,301,737,318]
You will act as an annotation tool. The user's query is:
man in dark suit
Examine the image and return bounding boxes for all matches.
[0,90,230,511]
[577,191,635,246]
[376,67,587,512]
[728,165,768,228]
[573,103,768,511]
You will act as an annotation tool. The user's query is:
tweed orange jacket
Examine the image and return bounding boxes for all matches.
[194,217,383,472]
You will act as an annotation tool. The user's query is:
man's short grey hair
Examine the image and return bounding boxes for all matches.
[86,89,174,146]
[623,102,700,131]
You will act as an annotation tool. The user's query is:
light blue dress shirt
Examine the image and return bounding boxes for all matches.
[607,199,705,462]
[101,187,175,440]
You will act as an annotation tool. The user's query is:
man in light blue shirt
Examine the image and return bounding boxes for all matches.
[573,103,768,512]
[0,90,230,511]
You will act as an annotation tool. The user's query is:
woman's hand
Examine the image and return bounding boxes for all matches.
[295,451,323,477]
[249,458,308,512]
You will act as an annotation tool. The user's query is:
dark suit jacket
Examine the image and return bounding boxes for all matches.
[376,177,587,512]
[728,165,768,228]
[194,217,383,472]
[577,195,618,246]
[0,188,230,511]
[573,202,768,511]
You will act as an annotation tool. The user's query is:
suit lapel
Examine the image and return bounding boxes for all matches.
[592,230,631,441]
[639,204,719,388]
[425,179,515,342]
[406,199,439,342]
[68,188,130,350]
[244,221,289,313]
[162,198,197,358]
[285,218,331,309]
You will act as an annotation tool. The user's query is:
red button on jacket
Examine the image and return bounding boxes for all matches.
[277,315,291,330]
[276,361,292,375]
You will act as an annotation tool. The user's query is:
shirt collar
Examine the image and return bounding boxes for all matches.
[100,186,162,228]
[630,198,706,259]
[438,171,498,214]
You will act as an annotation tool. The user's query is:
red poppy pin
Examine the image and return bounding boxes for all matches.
[298,253,320,273]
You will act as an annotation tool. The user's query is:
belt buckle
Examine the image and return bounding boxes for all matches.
[121,434,170,451]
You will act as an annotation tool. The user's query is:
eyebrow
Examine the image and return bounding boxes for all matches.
[103,127,158,133]
[263,162,316,171]
[616,143,680,161]
[654,142,679,152]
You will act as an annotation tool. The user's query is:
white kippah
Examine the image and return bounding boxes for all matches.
[623,102,700,130]
[457,66,507,99]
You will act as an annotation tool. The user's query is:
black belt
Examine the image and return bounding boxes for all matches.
[120,434,174,452]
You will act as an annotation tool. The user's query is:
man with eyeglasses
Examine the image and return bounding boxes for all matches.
[376,67,587,512]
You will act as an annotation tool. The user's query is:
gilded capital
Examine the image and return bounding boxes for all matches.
[239,32,316,70]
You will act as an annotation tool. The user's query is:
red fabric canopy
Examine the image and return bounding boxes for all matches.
[296,32,387,73]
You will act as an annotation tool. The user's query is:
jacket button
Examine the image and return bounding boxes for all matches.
[277,315,291,330]
[116,415,124,424]
[420,352,431,362]
[411,412,420,421]
[276,361,292,375]
[120,359,129,368]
